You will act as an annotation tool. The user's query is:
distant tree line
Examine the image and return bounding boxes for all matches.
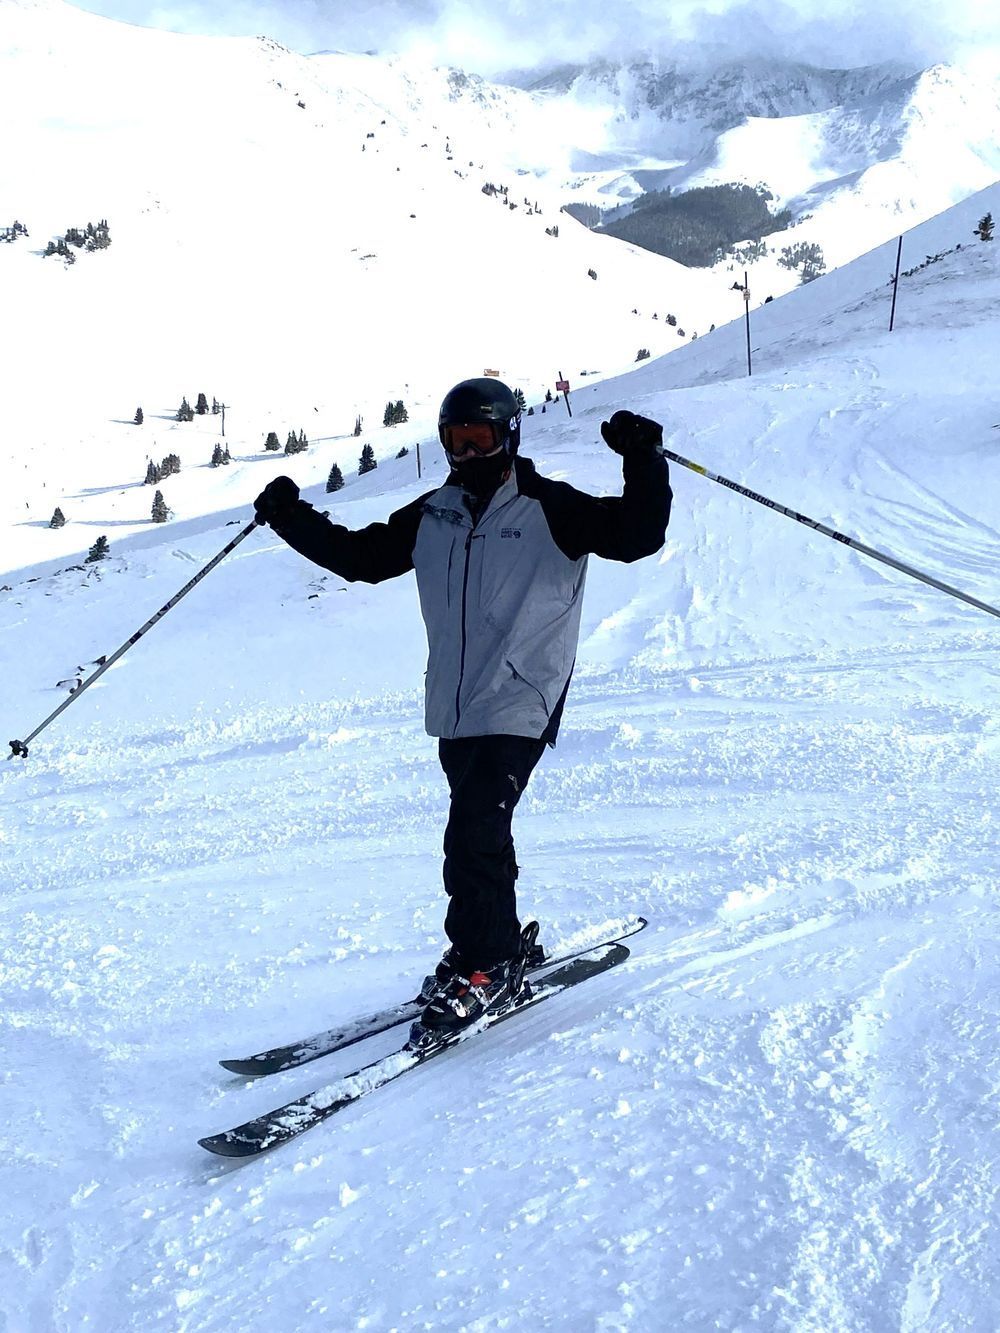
[44,220,111,263]
[561,203,604,229]
[598,185,792,268]
[144,454,181,485]
[778,241,826,284]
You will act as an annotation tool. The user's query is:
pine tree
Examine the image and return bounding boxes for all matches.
[134,407,144,425]
[176,397,193,422]
[211,443,225,466]
[359,443,377,474]
[326,462,345,492]
[85,535,109,563]
[151,490,169,523]
[196,393,209,415]
[394,400,408,424]
[396,446,409,458]
[636,348,651,361]
[513,388,526,412]
[49,507,66,529]
[144,460,161,485]
[160,453,181,476]
[545,389,553,403]
[353,415,363,437]
[212,397,220,414]
[975,212,995,242]
[264,431,281,452]
[383,401,394,427]
[223,445,231,464]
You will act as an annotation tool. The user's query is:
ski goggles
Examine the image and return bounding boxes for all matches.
[440,421,504,457]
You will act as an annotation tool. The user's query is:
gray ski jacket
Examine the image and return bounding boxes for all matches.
[271,450,671,742]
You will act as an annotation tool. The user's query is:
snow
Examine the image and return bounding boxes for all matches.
[3,3,1000,1328]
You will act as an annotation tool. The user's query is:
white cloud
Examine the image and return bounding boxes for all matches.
[68,0,1000,72]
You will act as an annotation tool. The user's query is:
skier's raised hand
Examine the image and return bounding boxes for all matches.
[254,475,300,527]
[600,410,663,457]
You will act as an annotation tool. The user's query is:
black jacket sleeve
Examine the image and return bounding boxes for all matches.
[518,451,672,563]
[270,490,431,584]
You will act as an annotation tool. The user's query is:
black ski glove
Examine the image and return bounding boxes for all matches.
[600,410,663,457]
[254,475,300,527]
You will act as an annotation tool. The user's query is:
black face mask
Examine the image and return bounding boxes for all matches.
[452,450,511,499]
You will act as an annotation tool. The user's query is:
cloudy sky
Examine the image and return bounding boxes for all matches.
[67,0,1000,74]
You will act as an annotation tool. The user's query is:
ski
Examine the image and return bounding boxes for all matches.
[200,940,632,1158]
[219,916,647,1077]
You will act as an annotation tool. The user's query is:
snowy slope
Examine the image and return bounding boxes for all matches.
[2,174,999,1329]
[0,0,731,567]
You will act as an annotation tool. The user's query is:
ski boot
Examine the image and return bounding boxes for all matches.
[418,920,543,1003]
[409,922,540,1048]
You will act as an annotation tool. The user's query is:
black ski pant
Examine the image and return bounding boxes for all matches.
[437,733,547,971]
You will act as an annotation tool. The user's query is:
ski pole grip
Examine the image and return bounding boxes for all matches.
[8,739,28,759]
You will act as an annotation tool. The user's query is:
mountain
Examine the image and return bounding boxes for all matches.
[4,171,999,1329]
[515,54,1000,280]
[0,0,733,563]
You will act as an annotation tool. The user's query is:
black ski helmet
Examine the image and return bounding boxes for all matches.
[438,377,522,458]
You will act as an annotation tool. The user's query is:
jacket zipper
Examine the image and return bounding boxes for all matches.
[454,528,474,731]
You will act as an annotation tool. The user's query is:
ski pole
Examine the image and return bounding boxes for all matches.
[7,517,262,760]
[660,445,1000,621]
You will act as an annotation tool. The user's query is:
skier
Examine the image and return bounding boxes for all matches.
[253,378,671,1042]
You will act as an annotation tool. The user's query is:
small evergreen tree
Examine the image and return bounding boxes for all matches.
[196,393,209,415]
[151,490,169,523]
[264,431,281,452]
[359,443,377,474]
[85,535,109,563]
[144,460,161,485]
[545,388,553,402]
[636,348,651,361]
[212,397,220,414]
[176,397,194,422]
[396,446,409,458]
[394,400,408,424]
[160,453,181,476]
[134,407,144,425]
[49,507,66,529]
[211,443,225,466]
[513,388,526,412]
[383,401,394,427]
[975,212,994,242]
[354,415,363,436]
[223,445,231,464]
[326,462,345,492]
